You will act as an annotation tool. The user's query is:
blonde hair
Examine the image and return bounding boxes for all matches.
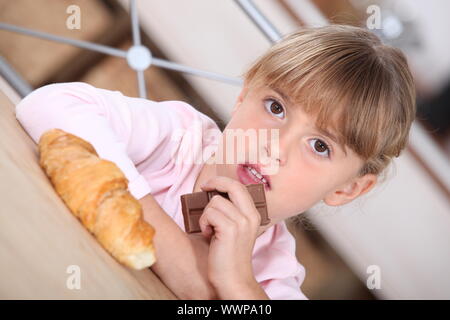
[241,24,416,180]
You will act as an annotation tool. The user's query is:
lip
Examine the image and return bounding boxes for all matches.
[237,163,271,191]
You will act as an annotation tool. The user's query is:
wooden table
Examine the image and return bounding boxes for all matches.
[0,81,176,299]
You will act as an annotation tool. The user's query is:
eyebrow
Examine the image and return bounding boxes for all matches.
[271,87,293,106]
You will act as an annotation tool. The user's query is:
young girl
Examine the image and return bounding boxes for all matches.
[15,24,416,300]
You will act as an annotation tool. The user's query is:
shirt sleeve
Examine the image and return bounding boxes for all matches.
[253,221,309,300]
[15,81,181,200]
[261,274,309,300]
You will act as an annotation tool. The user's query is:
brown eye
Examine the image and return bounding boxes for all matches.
[270,102,283,114]
[309,138,331,158]
[315,140,327,152]
[264,99,285,119]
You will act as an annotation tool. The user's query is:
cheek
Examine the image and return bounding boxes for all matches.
[297,143,345,186]
[270,163,336,218]
[231,102,266,126]
[293,160,341,195]
[267,163,352,222]
[289,167,324,200]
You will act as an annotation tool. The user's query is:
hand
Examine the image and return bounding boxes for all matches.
[198,176,262,293]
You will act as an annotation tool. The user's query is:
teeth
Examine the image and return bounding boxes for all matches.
[249,167,262,179]
[245,166,268,185]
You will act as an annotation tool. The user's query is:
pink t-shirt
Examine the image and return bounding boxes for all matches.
[15,82,308,300]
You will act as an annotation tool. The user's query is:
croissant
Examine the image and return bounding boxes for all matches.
[38,128,156,270]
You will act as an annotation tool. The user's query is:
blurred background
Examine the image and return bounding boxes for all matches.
[1,0,449,299]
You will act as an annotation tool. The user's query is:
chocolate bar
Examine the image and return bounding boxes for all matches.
[180,183,270,233]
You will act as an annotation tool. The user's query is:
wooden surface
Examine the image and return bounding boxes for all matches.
[0,84,177,299]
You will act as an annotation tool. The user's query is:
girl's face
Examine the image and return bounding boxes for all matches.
[208,84,374,230]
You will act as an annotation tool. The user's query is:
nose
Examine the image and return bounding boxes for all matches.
[266,128,289,167]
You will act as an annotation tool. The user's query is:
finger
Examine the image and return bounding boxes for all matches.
[203,224,213,239]
[199,206,237,240]
[206,194,248,227]
[201,176,261,225]
[202,177,261,228]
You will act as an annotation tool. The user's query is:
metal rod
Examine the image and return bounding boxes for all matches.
[0,22,243,87]
[137,70,147,99]
[152,57,243,86]
[0,55,33,97]
[130,0,147,98]
[130,0,141,46]
[0,23,127,58]
[234,0,282,43]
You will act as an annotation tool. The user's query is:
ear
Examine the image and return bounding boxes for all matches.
[323,174,377,206]
[231,85,250,116]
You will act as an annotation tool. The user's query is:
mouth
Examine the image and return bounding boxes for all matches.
[237,163,271,191]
